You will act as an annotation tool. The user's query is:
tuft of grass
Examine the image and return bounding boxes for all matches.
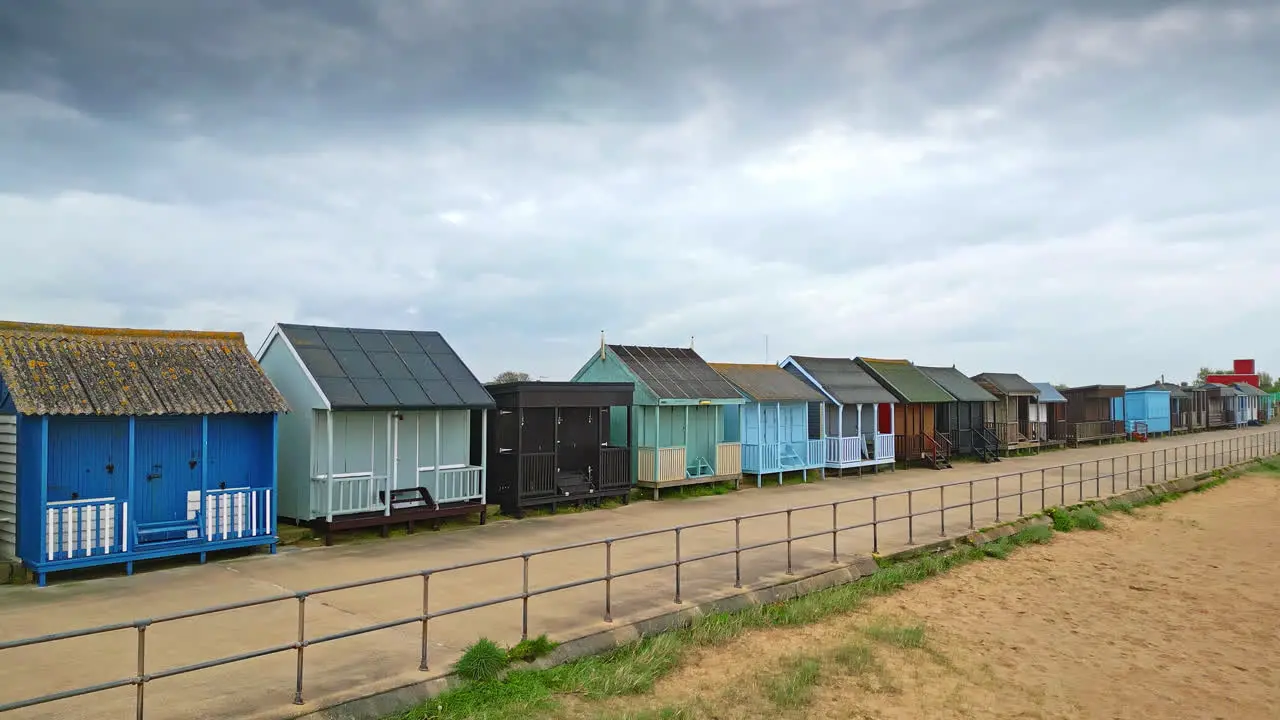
[981,543,1010,560]
[1046,506,1076,532]
[760,656,823,709]
[831,642,878,674]
[1255,458,1280,476]
[863,622,927,649]
[1069,507,1105,531]
[1013,523,1054,545]
[406,669,555,720]
[507,634,558,664]
[1108,499,1135,515]
[454,638,510,683]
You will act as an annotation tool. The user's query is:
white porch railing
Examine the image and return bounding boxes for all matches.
[201,488,274,542]
[744,440,826,473]
[638,446,687,483]
[716,442,742,476]
[45,497,126,562]
[311,472,389,518]
[874,433,895,460]
[825,436,861,465]
[419,465,485,505]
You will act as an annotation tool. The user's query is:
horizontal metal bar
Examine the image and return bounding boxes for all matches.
[150,593,297,625]
[306,616,423,646]
[147,643,298,681]
[0,621,139,651]
[0,677,139,713]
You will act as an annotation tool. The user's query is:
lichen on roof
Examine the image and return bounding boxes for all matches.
[0,320,288,417]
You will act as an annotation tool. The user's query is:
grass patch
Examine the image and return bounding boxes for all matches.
[831,642,878,674]
[864,622,927,649]
[760,656,823,709]
[1254,458,1280,476]
[508,635,558,664]
[1107,499,1135,515]
[1046,506,1076,532]
[454,638,509,683]
[652,482,738,501]
[1070,506,1105,531]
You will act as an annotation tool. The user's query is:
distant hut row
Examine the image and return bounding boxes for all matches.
[0,321,1270,585]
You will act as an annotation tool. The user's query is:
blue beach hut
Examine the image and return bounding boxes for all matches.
[0,321,288,586]
[1114,387,1172,436]
[710,362,827,486]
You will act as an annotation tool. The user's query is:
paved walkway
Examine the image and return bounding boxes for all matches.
[0,427,1274,720]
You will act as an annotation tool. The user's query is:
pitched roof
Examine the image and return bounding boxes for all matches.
[855,358,955,404]
[0,321,288,416]
[1031,382,1068,403]
[1133,381,1189,399]
[709,363,825,403]
[1234,382,1268,397]
[1196,381,1240,396]
[784,356,897,405]
[275,324,493,410]
[917,366,997,403]
[608,345,742,400]
[971,372,1039,397]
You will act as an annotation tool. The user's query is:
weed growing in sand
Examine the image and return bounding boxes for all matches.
[864,622,927,649]
[760,657,823,709]
[1070,507,1105,531]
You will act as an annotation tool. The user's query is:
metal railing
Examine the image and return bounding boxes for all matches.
[2,428,1277,719]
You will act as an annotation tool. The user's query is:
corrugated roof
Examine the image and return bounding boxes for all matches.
[785,356,897,405]
[971,372,1039,397]
[0,321,288,416]
[1031,382,1068,403]
[917,366,997,403]
[608,345,742,400]
[278,324,493,410]
[855,358,954,404]
[709,363,825,403]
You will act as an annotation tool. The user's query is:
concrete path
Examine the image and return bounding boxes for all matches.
[0,427,1274,720]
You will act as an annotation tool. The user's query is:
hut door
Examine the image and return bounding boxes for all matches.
[133,417,202,535]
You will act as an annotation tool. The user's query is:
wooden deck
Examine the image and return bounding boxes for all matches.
[310,488,486,546]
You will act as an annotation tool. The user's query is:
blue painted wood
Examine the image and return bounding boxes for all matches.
[1120,389,1172,434]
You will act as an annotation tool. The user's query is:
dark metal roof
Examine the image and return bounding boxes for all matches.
[708,363,825,403]
[0,321,288,417]
[971,372,1039,397]
[917,366,997,403]
[855,358,954,404]
[278,323,493,410]
[785,356,897,405]
[1197,382,1240,397]
[1133,381,1189,399]
[486,381,634,409]
[1031,382,1068,403]
[607,345,742,401]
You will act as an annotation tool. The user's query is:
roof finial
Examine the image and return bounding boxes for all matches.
[690,335,695,350]
[600,330,606,360]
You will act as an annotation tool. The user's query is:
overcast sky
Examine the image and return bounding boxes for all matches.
[2,0,1277,387]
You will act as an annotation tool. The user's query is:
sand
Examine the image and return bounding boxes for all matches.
[574,473,1280,719]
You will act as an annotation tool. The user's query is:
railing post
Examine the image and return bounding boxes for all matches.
[604,540,614,621]
[293,594,307,705]
[872,496,879,553]
[938,485,946,537]
[785,510,794,575]
[419,572,431,670]
[673,528,682,604]
[830,504,838,563]
[1017,473,1024,517]
[994,476,1000,522]
[968,481,974,529]
[135,621,149,720]
[1061,466,1066,505]
[733,521,742,588]
[907,491,914,545]
[1040,468,1046,511]
[521,554,530,641]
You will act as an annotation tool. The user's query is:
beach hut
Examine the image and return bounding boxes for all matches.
[571,343,744,499]
[1267,392,1279,423]
[855,358,956,469]
[917,365,1000,462]
[0,321,288,586]
[483,381,634,517]
[779,356,898,474]
[710,363,826,486]
[257,323,493,545]
[1234,383,1266,425]
[970,373,1041,453]
[1030,383,1070,446]
[1133,382,1191,433]
[1200,382,1239,429]
[1060,385,1127,445]
[1115,387,1172,437]
[1184,383,1209,431]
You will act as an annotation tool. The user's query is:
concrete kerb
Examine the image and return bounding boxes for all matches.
[299,455,1271,720]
